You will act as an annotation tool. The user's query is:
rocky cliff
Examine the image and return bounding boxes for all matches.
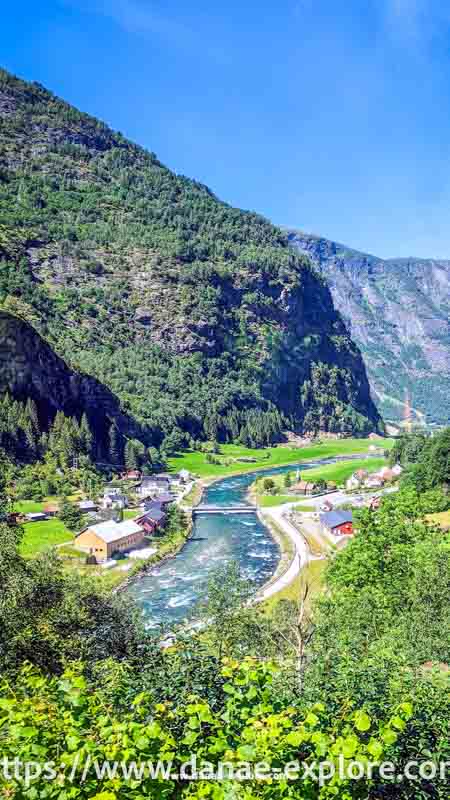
[0,68,381,440]
[0,311,147,458]
[288,231,450,425]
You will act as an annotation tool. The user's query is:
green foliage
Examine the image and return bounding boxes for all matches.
[391,428,450,491]
[58,496,83,532]
[0,509,146,674]
[302,485,450,797]
[0,658,416,799]
[0,68,380,454]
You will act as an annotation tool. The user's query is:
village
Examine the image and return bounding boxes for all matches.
[20,469,193,571]
[252,457,404,573]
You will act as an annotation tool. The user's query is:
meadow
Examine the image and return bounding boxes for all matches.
[168,439,392,479]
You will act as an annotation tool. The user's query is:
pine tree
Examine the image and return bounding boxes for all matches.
[79,413,93,459]
[125,439,139,470]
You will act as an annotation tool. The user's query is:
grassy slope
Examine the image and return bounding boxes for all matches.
[168,439,392,479]
[263,559,327,612]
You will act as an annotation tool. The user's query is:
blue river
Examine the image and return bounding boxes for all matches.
[127,458,341,628]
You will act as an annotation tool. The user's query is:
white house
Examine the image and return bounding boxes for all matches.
[137,475,172,498]
[101,492,128,510]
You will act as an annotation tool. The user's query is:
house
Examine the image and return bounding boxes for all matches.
[391,464,403,476]
[43,502,59,517]
[137,475,171,498]
[101,492,128,510]
[377,467,398,482]
[346,474,361,491]
[292,480,319,496]
[355,469,369,481]
[157,492,175,506]
[121,469,141,480]
[104,485,123,498]
[25,512,47,522]
[320,510,353,536]
[74,519,146,561]
[78,499,98,513]
[134,506,166,535]
[178,469,190,482]
[346,468,369,491]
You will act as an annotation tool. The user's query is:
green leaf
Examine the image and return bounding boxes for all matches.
[66,735,80,751]
[354,711,371,732]
[285,731,306,746]
[135,736,150,750]
[390,715,406,731]
[381,728,398,745]
[342,735,358,758]
[236,744,256,761]
[367,739,384,760]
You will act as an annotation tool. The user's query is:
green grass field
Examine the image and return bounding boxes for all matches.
[293,456,387,486]
[253,456,387,503]
[20,519,73,557]
[256,494,299,508]
[168,439,392,479]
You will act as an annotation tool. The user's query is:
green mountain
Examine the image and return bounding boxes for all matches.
[288,231,450,426]
[0,309,147,463]
[0,68,381,445]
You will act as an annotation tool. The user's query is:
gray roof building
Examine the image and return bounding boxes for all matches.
[319,510,353,530]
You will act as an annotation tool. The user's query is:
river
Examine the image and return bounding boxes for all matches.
[127,457,346,628]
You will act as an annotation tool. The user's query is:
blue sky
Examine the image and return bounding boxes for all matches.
[3,1,450,257]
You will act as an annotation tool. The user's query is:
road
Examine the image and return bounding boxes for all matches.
[256,502,323,601]
[255,486,398,601]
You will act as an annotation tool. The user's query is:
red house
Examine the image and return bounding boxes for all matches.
[135,506,166,536]
[319,510,353,536]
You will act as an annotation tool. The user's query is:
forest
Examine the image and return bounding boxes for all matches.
[0,430,448,797]
[0,67,381,453]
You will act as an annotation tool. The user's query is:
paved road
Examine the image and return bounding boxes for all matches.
[256,502,323,601]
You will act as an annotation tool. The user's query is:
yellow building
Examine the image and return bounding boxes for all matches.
[74,519,145,561]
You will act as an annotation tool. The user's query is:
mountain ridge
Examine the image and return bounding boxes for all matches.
[288,229,450,424]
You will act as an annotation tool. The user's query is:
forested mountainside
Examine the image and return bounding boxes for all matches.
[0,310,148,462]
[288,230,450,425]
[0,68,381,447]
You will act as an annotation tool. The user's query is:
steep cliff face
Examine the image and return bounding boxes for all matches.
[0,68,381,438]
[0,311,146,457]
[288,231,450,425]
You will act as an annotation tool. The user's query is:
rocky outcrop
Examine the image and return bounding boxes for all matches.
[288,231,450,424]
[0,311,147,456]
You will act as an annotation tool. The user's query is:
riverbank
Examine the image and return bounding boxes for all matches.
[114,512,194,594]
[255,501,325,603]
[247,453,388,508]
[125,446,391,622]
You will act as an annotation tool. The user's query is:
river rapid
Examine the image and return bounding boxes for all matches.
[127,457,346,628]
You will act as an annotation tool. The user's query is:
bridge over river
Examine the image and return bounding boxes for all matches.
[127,455,348,627]
[193,504,256,515]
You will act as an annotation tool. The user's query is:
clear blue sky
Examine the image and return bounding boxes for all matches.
[3,1,450,258]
